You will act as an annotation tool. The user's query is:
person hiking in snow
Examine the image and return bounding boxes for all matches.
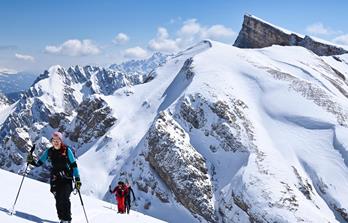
[124,183,136,214]
[27,131,81,223]
[109,181,127,213]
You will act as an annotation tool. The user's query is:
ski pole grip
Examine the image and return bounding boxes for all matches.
[30,144,36,154]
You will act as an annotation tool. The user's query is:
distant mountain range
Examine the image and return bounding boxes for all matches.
[109,52,169,75]
[0,71,38,101]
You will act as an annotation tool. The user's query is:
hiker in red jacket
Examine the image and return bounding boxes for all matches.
[109,181,128,213]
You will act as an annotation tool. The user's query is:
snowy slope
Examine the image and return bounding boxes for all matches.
[77,41,348,222]
[0,169,166,223]
[2,38,348,222]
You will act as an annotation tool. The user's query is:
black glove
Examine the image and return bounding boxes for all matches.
[109,185,113,193]
[75,178,82,190]
[26,154,35,165]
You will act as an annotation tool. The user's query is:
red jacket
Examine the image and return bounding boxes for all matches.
[111,185,128,198]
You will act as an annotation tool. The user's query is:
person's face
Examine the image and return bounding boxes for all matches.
[51,136,62,150]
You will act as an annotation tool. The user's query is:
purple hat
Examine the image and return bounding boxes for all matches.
[52,131,63,142]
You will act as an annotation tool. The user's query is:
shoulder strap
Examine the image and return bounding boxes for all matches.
[47,147,53,160]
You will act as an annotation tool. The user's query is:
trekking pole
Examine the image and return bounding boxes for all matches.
[8,145,35,215]
[74,182,89,223]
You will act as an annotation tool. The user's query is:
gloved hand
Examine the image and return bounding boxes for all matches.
[26,154,35,165]
[75,179,82,190]
[109,185,113,193]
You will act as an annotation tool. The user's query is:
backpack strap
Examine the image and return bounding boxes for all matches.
[66,146,80,179]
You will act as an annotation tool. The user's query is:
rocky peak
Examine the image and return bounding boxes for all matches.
[234,14,348,56]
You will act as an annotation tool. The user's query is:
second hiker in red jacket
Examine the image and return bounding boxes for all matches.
[109,181,128,213]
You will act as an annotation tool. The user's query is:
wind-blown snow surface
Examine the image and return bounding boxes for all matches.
[0,169,165,223]
[77,41,348,222]
[3,39,348,222]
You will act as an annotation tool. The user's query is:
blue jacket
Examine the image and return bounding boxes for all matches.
[36,146,80,180]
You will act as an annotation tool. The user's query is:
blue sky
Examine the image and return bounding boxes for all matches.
[1,0,348,73]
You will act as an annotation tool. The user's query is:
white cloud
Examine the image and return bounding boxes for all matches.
[178,19,201,37]
[15,53,35,62]
[148,27,179,53]
[0,67,17,74]
[333,34,348,46]
[202,25,235,39]
[148,19,236,53]
[45,39,100,56]
[113,33,129,45]
[157,27,170,39]
[306,23,333,35]
[123,46,148,59]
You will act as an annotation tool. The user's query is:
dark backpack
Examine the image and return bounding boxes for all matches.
[47,146,76,178]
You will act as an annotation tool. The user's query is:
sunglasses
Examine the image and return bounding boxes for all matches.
[51,138,61,143]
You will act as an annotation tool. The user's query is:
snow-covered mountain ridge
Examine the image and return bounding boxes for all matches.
[1,15,348,222]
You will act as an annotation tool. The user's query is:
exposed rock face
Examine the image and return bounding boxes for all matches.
[179,95,207,129]
[234,14,348,56]
[147,111,216,222]
[68,96,117,144]
[298,36,348,56]
[177,94,255,153]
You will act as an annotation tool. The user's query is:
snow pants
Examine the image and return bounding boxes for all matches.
[116,196,126,213]
[54,181,73,221]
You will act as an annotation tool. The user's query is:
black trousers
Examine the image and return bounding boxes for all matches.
[125,196,131,213]
[54,181,73,221]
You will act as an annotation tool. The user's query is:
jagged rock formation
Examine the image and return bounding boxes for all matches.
[147,111,216,222]
[67,95,117,145]
[0,65,145,173]
[234,14,348,56]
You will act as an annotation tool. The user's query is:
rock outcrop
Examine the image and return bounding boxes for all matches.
[147,111,216,222]
[68,96,117,144]
[234,14,348,56]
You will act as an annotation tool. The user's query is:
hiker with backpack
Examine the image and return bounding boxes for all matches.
[109,181,128,213]
[124,183,136,214]
[27,131,81,223]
